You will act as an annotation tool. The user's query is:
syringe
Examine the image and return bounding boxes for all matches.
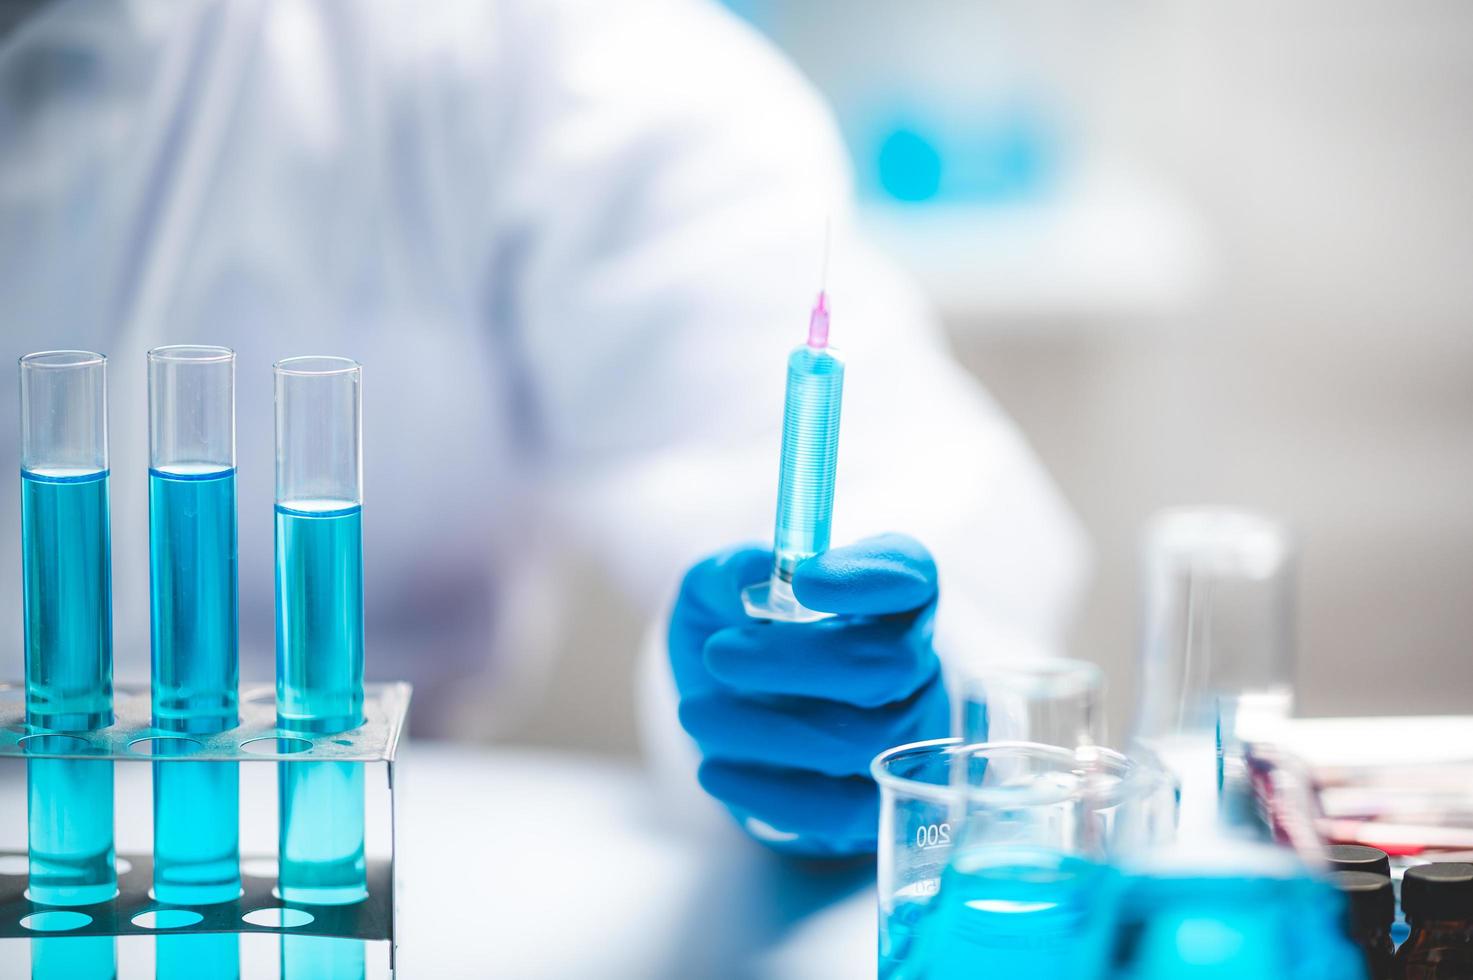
[742,288,845,622]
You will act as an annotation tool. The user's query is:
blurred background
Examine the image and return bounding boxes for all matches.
[508,0,1473,754]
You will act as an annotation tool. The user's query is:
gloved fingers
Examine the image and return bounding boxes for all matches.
[674,545,773,628]
[703,615,939,707]
[669,545,772,696]
[791,533,938,616]
[677,678,950,777]
[697,760,879,849]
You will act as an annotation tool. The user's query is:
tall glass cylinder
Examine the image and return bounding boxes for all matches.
[274,356,367,907]
[962,658,1105,750]
[1136,507,1295,838]
[148,345,242,905]
[20,350,116,906]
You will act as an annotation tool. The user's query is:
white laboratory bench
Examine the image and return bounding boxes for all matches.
[3,716,1469,978]
[0,744,876,979]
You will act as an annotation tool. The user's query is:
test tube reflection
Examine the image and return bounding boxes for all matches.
[274,356,367,908]
[20,350,116,906]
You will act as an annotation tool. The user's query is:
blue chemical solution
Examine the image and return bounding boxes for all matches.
[152,751,240,904]
[27,754,116,906]
[22,469,112,730]
[30,936,116,980]
[282,935,367,980]
[150,466,241,905]
[889,848,1119,980]
[771,346,843,583]
[279,761,366,905]
[1110,873,1365,979]
[149,466,239,732]
[275,503,364,734]
[157,934,239,980]
[21,469,116,907]
[881,898,934,979]
[276,502,366,905]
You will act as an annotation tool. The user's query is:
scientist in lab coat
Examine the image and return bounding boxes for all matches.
[0,0,1086,850]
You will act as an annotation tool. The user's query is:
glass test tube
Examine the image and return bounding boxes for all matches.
[274,356,367,906]
[19,350,117,906]
[1135,507,1295,839]
[961,658,1105,750]
[148,346,242,907]
[742,293,845,622]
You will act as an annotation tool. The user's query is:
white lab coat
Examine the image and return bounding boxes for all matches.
[0,1,1087,749]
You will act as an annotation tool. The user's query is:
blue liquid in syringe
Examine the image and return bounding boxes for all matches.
[21,468,116,907]
[150,466,242,904]
[276,501,367,905]
[772,345,844,581]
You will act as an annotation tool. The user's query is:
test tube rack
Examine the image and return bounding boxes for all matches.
[0,681,408,969]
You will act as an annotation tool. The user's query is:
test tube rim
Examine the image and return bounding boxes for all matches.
[1142,505,1294,578]
[273,355,361,377]
[963,657,1105,700]
[147,344,234,364]
[19,349,105,370]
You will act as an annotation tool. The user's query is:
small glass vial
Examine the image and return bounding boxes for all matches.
[1395,863,1473,979]
[1333,871,1395,980]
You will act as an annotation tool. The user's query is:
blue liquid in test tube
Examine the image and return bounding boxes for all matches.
[19,350,116,907]
[148,345,242,908]
[742,291,845,623]
[274,357,368,912]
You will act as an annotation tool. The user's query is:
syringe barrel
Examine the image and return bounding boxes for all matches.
[772,344,845,580]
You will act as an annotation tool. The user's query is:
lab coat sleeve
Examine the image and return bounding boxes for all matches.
[493,0,1090,810]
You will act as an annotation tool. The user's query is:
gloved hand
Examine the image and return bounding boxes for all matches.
[669,533,950,857]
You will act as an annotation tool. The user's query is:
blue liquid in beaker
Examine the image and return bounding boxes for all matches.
[895,849,1118,980]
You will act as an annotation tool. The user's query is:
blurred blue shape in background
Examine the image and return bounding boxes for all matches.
[719,0,1061,207]
[876,125,943,202]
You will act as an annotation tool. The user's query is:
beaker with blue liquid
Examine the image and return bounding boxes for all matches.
[873,738,1172,979]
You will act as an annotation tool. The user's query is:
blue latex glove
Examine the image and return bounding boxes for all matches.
[669,533,950,857]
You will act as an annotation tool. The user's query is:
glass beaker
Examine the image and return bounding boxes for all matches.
[873,739,1171,979]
